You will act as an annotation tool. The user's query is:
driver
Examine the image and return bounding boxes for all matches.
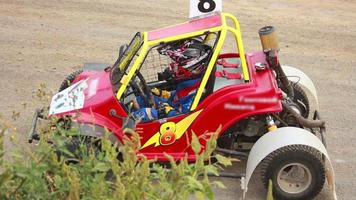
[131,78,201,121]
[131,38,212,122]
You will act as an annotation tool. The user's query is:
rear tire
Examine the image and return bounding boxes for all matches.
[260,145,325,200]
[292,83,310,118]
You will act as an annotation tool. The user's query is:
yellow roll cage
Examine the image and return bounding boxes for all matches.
[116,12,250,111]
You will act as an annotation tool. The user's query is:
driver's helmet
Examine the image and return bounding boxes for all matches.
[158,37,212,80]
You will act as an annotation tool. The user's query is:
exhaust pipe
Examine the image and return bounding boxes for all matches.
[282,101,325,128]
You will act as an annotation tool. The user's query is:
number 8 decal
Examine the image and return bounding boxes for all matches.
[159,122,177,146]
[198,0,216,13]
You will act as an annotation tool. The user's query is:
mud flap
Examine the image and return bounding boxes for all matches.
[242,127,337,200]
[282,65,319,109]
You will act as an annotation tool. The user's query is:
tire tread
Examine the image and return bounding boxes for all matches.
[58,70,83,92]
[260,144,325,200]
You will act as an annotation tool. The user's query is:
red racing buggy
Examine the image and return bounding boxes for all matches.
[29,12,336,200]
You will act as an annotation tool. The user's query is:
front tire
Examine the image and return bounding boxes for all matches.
[58,70,83,92]
[260,145,325,200]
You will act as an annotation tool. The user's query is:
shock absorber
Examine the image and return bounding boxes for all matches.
[266,116,277,132]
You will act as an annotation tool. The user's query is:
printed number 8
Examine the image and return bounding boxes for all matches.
[198,0,216,13]
[159,122,176,146]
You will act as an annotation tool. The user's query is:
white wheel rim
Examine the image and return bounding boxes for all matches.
[276,163,312,194]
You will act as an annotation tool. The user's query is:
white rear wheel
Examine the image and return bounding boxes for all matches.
[260,145,325,200]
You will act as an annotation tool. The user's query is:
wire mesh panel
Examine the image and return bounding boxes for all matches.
[140,33,219,83]
[140,46,171,83]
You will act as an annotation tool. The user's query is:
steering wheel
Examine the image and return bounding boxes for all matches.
[130,72,154,107]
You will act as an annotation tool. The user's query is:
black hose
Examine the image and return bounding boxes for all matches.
[282,101,325,128]
[267,50,294,99]
[276,63,295,99]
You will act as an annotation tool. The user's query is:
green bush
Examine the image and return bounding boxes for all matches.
[0,119,232,200]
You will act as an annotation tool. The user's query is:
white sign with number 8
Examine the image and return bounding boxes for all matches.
[189,0,222,19]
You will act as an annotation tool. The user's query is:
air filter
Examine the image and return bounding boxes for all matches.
[259,26,279,51]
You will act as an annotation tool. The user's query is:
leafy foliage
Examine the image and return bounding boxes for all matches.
[0,119,232,200]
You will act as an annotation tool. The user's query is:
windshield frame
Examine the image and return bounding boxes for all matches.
[118,32,143,71]
[110,32,143,87]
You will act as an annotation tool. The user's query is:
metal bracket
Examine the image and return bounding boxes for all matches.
[28,108,43,143]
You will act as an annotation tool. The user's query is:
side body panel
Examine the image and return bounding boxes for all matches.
[137,52,283,160]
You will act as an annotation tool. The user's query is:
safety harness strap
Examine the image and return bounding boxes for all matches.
[217,59,240,68]
[215,70,242,79]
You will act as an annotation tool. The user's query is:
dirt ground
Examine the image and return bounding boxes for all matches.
[1,0,356,199]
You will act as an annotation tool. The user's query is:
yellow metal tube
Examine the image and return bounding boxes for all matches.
[116,32,149,100]
[117,13,250,110]
[223,13,249,81]
[190,28,227,110]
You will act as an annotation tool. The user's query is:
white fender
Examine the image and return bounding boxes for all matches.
[242,127,337,200]
[282,65,319,109]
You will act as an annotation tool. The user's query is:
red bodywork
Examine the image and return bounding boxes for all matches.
[56,52,282,161]
[148,15,222,41]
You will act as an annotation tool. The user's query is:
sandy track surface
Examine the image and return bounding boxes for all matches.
[1,0,356,199]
